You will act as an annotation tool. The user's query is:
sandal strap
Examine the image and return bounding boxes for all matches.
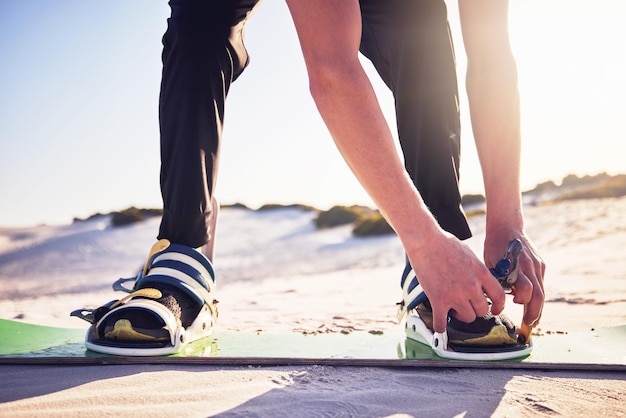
[134,240,216,308]
[141,261,213,306]
[96,298,179,346]
[152,243,216,285]
[397,262,428,322]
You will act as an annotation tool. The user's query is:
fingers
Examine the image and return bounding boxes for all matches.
[485,232,546,329]
[512,269,544,327]
[481,271,506,315]
[513,242,546,326]
[432,277,495,333]
[522,274,544,327]
[431,304,449,334]
[469,293,490,318]
[524,301,543,328]
[512,271,533,304]
[432,296,487,333]
[432,302,485,333]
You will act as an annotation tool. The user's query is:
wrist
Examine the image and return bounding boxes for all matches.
[396,213,445,255]
[485,206,524,237]
[484,189,523,227]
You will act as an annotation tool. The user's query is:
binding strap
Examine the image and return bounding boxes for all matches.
[136,240,216,309]
[397,262,429,322]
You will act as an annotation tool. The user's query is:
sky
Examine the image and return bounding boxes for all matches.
[1,0,625,227]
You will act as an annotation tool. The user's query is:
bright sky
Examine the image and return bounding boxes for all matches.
[1,0,624,227]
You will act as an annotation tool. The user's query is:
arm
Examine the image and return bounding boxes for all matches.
[459,0,545,326]
[286,0,506,332]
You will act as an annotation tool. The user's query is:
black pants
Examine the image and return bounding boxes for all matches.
[360,0,470,239]
[157,0,261,248]
[158,0,470,249]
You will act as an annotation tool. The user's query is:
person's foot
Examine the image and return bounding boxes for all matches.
[415,299,518,346]
[72,240,218,355]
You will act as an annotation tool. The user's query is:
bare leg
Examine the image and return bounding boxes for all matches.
[199,196,219,263]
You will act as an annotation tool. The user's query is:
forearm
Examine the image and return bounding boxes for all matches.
[286,0,442,252]
[459,2,545,326]
[467,53,523,229]
[459,0,524,230]
[310,61,443,251]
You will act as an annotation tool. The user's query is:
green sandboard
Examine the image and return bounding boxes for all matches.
[0,319,624,371]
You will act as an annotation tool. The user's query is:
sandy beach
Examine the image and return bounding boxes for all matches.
[1,198,625,416]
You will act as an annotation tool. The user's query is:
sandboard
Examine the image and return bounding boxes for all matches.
[0,319,624,371]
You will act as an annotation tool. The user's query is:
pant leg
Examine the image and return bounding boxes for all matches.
[157,0,261,248]
[359,0,471,240]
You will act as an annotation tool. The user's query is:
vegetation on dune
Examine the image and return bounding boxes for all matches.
[314,205,367,228]
[74,173,626,229]
[462,173,626,206]
[111,207,163,227]
[460,194,486,218]
[314,205,394,237]
[221,202,251,210]
[257,203,317,212]
[73,212,107,223]
[352,212,395,237]
[523,172,626,203]
[74,207,162,226]
[461,194,485,207]
[554,174,626,201]
[464,208,486,218]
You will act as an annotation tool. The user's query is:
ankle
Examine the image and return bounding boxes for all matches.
[197,241,214,263]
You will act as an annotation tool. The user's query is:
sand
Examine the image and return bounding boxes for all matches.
[0,198,625,416]
[1,365,623,417]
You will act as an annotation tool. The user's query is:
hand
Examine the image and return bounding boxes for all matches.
[484,226,546,327]
[406,230,506,333]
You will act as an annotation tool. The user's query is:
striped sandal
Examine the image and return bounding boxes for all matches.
[72,239,218,356]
